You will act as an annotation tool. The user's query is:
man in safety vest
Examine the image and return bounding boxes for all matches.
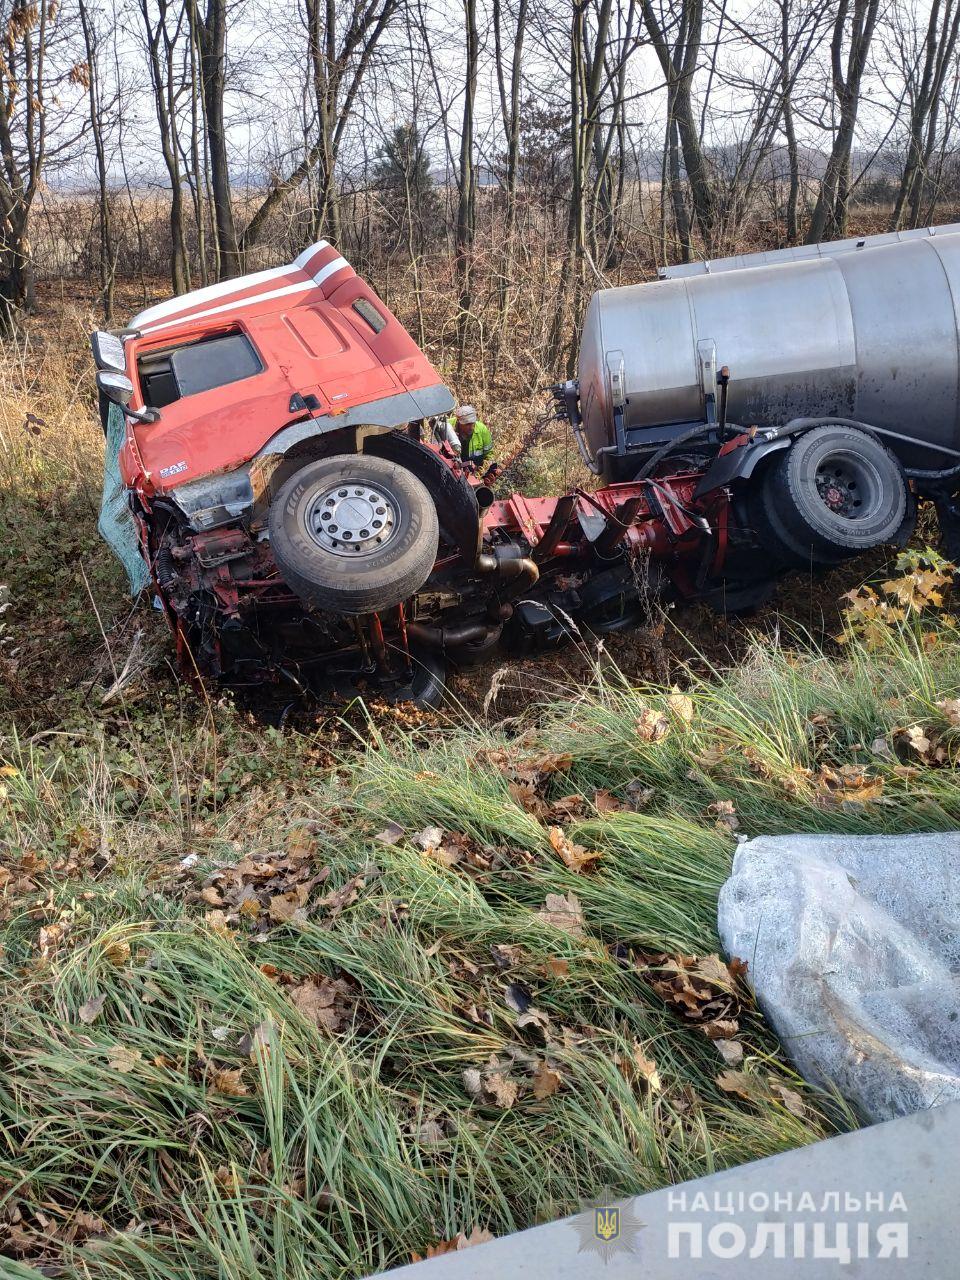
[445,404,493,467]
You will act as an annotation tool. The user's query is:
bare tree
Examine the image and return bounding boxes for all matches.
[78,0,118,316]
[589,0,640,267]
[806,0,881,243]
[454,0,479,373]
[543,0,614,364]
[889,0,960,230]
[492,0,529,320]
[641,0,719,254]
[0,0,55,321]
[193,0,240,277]
[139,0,191,292]
[239,0,400,253]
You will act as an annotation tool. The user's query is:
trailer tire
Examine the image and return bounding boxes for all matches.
[269,454,439,615]
[757,425,908,565]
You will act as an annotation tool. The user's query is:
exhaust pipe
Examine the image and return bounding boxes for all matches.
[407,621,502,652]
[476,545,540,594]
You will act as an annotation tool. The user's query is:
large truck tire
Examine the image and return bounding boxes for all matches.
[269,454,439,615]
[753,425,909,566]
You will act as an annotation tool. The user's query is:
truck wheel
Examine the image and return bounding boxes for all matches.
[755,425,909,566]
[269,454,439,615]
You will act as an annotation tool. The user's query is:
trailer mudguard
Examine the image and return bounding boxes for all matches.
[693,436,791,498]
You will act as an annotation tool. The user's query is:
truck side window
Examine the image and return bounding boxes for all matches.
[138,331,263,408]
[171,332,262,396]
[352,298,387,334]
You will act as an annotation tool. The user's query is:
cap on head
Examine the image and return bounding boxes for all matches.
[455,404,478,426]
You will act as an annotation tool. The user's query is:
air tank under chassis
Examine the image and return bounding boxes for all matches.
[577,227,960,471]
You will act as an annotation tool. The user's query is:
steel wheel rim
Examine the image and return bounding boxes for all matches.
[813,449,884,522]
[305,480,401,557]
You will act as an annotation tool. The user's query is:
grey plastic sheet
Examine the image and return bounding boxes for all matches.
[718,832,960,1121]
[98,401,149,595]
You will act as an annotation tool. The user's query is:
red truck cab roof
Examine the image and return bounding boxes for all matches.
[122,241,453,490]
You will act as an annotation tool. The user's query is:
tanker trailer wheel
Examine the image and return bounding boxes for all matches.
[754,425,909,566]
[268,454,439,615]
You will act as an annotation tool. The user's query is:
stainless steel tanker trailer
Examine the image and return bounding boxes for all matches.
[95,224,960,706]
[557,223,960,581]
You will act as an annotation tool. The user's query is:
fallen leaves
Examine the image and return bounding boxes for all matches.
[515,1006,551,1044]
[548,825,600,873]
[463,1051,563,1108]
[813,763,884,807]
[714,1038,744,1066]
[616,1041,662,1093]
[374,820,405,845]
[531,1060,562,1099]
[861,699,960,770]
[107,1044,141,1074]
[538,891,584,936]
[593,788,623,814]
[78,992,106,1024]
[411,826,505,872]
[643,951,744,1022]
[481,1070,518,1108]
[635,707,670,742]
[476,746,597,827]
[185,831,340,933]
[288,975,357,1035]
[770,1080,807,1117]
[638,950,750,1064]
[477,746,573,789]
[717,1069,807,1118]
[412,1225,495,1261]
[742,746,811,795]
[666,691,695,725]
[503,981,532,1014]
[716,1069,755,1101]
[890,722,952,767]
[705,799,739,832]
[209,1066,249,1097]
[37,918,69,961]
[267,890,306,923]
[1,1202,108,1262]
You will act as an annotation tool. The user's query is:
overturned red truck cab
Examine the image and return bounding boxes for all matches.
[96,234,950,706]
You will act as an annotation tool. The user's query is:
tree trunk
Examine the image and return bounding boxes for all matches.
[890,0,960,230]
[640,0,718,252]
[780,1,801,243]
[493,0,528,336]
[455,0,479,375]
[806,0,880,244]
[195,0,240,277]
[139,0,190,293]
[78,0,115,318]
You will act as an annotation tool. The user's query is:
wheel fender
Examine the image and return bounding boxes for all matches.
[694,437,791,498]
[365,432,481,566]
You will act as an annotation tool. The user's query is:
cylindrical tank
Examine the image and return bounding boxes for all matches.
[577,225,960,470]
